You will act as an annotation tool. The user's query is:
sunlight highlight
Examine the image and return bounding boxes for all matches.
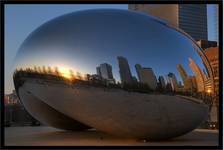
[59,66,72,79]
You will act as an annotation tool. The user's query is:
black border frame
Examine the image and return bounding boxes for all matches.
[0,0,222,149]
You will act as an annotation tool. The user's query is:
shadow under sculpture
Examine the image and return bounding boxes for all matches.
[13,9,211,140]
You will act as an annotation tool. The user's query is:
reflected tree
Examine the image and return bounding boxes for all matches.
[69,69,75,80]
[34,66,38,73]
[42,66,47,74]
[54,67,60,76]
[76,72,82,80]
[48,66,52,74]
[37,66,42,73]
[85,74,91,81]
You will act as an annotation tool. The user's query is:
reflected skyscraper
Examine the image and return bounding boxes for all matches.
[165,75,173,91]
[96,66,101,77]
[96,63,114,79]
[117,56,133,84]
[135,64,142,81]
[188,58,205,92]
[168,72,179,92]
[203,47,218,94]
[135,64,157,90]
[176,64,188,82]
[96,63,115,84]
[195,45,215,94]
[176,64,195,92]
[158,76,166,89]
[190,76,198,91]
[12,9,211,140]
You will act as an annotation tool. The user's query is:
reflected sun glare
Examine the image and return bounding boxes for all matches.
[58,66,72,79]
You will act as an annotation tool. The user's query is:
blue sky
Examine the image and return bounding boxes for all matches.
[4,4,218,94]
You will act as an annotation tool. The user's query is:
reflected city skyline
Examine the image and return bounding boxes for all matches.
[13,9,209,89]
[11,9,216,140]
[15,53,214,96]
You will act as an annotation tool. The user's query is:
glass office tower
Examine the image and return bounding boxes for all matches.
[129,4,208,40]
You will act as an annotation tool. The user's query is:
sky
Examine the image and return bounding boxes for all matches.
[4,4,218,94]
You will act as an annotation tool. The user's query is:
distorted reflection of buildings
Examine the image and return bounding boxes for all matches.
[176,64,197,92]
[176,64,190,91]
[167,72,179,92]
[96,63,115,84]
[188,57,206,92]
[203,47,219,96]
[202,47,219,126]
[135,64,157,90]
[117,56,133,85]
[131,76,138,84]
[176,55,216,97]
[14,53,218,100]
[158,76,166,89]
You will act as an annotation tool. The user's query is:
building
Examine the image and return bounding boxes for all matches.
[96,66,101,77]
[11,9,212,139]
[158,76,166,89]
[132,76,138,84]
[213,5,219,44]
[188,57,205,92]
[189,76,198,91]
[117,56,133,84]
[203,47,219,95]
[165,75,174,91]
[4,90,20,105]
[135,64,142,81]
[195,45,215,95]
[96,63,115,84]
[176,64,194,92]
[135,64,157,90]
[5,104,40,127]
[4,91,40,126]
[179,4,207,40]
[129,4,208,40]
[96,63,114,79]
[129,4,179,27]
[167,72,179,92]
[196,40,217,50]
[202,47,219,126]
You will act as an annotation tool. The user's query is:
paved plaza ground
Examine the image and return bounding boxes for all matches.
[5,126,218,146]
[4,126,219,146]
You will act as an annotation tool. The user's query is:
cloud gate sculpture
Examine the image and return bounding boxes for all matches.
[13,9,213,140]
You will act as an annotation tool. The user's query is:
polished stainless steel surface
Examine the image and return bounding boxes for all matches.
[13,9,212,140]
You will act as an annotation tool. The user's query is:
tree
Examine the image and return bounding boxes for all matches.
[85,74,91,81]
[37,66,42,73]
[34,66,38,72]
[42,66,47,74]
[69,69,75,80]
[76,72,82,80]
[48,66,52,74]
[54,66,60,76]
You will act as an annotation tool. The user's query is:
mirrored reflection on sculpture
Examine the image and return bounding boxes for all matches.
[13,9,213,140]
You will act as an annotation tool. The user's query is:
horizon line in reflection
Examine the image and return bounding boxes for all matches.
[15,55,213,95]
